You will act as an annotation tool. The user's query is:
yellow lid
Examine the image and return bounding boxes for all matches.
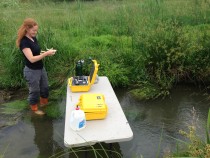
[78,94,107,112]
[89,60,99,85]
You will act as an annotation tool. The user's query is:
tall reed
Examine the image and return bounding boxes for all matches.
[1,0,210,99]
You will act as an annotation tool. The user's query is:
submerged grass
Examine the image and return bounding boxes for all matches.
[0,94,62,119]
[45,102,62,119]
[1,100,28,114]
[0,142,10,158]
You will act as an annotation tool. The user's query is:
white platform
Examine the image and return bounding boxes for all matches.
[64,76,133,147]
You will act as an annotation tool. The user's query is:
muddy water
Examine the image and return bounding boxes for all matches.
[0,85,209,158]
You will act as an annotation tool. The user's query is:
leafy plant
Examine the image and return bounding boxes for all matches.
[165,108,210,158]
[1,0,210,99]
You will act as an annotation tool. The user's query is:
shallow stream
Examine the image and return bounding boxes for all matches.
[0,84,209,158]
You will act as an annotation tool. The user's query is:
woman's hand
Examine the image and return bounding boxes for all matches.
[41,49,57,56]
[46,49,56,56]
[23,48,57,63]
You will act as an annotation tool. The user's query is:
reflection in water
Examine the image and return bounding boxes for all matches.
[0,85,209,158]
[116,85,209,158]
[31,115,53,158]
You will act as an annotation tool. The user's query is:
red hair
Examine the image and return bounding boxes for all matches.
[16,18,38,48]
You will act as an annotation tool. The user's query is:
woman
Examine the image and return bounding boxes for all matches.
[16,18,56,115]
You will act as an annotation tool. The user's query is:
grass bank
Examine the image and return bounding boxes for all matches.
[1,0,210,100]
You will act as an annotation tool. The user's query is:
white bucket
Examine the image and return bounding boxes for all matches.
[70,107,86,131]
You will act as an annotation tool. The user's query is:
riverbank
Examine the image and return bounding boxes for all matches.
[0,88,29,105]
[1,0,210,100]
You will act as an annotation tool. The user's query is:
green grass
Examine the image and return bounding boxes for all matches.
[1,1,210,156]
[1,0,210,100]
[49,142,123,158]
[1,100,28,114]
[164,108,210,158]
[0,92,63,118]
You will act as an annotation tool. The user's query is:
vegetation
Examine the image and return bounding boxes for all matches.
[0,89,64,118]
[1,0,210,100]
[49,142,122,158]
[165,108,210,158]
[1,100,28,114]
[0,143,9,158]
[1,1,210,157]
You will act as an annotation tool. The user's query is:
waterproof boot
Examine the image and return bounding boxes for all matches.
[31,104,38,111]
[40,97,48,107]
[30,104,45,115]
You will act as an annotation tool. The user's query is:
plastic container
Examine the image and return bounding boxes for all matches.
[70,106,86,131]
[68,60,99,92]
[77,93,108,120]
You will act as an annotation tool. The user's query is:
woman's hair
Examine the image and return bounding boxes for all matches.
[16,18,38,48]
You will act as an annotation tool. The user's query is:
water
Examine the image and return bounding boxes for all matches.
[118,85,209,158]
[0,85,209,158]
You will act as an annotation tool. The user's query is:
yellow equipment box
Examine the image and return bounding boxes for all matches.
[68,60,99,92]
[76,93,108,120]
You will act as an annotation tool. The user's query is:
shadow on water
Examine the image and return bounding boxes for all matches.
[0,84,209,158]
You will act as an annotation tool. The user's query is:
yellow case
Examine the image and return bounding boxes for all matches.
[68,60,99,92]
[77,93,108,120]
